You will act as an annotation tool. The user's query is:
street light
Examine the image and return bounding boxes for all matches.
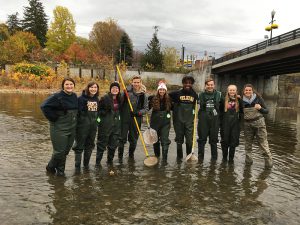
[265,10,279,45]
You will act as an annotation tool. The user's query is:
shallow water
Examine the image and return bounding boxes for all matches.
[0,93,299,225]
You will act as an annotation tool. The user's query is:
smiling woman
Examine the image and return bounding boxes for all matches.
[40,78,78,176]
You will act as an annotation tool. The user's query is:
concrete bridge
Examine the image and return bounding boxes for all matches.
[212,28,300,97]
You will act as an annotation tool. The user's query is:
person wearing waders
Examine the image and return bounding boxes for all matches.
[198,78,223,161]
[96,82,123,166]
[242,84,273,169]
[220,84,243,163]
[72,81,99,170]
[41,78,78,176]
[169,74,198,161]
[118,75,148,162]
[148,81,172,164]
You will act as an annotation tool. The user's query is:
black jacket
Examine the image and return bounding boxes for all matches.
[40,90,78,122]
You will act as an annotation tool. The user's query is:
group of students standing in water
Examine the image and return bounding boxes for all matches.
[41,74,273,176]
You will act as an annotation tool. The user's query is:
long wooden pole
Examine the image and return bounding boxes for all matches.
[116,65,149,157]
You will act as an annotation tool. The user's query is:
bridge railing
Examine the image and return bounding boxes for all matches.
[213,28,300,65]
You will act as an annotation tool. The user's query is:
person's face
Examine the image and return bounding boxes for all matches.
[111,86,120,95]
[228,85,237,97]
[89,84,98,97]
[63,80,75,94]
[158,88,166,97]
[205,81,215,92]
[132,78,141,91]
[244,87,253,98]
[183,80,193,91]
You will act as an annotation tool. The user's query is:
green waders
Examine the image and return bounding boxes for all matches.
[150,111,171,163]
[197,91,221,161]
[96,111,121,165]
[173,103,194,160]
[47,110,77,176]
[220,111,240,162]
[119,117,141,160]
[73,111,98,169]
[197,111,219,160]
[244,117,273,168]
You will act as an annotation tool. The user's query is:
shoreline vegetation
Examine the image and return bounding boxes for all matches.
[0,62,170,95]
[0,62,115,95]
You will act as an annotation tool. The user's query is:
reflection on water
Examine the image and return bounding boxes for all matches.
[0,93,300,225]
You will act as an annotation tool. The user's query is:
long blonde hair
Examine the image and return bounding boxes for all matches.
[224,84,239,112]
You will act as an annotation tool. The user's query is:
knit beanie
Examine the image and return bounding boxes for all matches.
[110,81,120,91]
[157,82,167,91]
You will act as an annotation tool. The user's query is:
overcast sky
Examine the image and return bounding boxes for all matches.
[0,0,298,58]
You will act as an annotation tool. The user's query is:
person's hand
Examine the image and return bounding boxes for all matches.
[254,104,261,110]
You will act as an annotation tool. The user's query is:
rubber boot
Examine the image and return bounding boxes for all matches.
[162,146,168,164]
[128,145,135,159]
[56,156,66,177]
[264,156,273,169]
[176,143,183,161]
[107,148,115,165]
[186,143,192,155]
[211,143,218,161]
[198,142,205,160]
[83,151,92,168]
[95,150,104,166]
[118,146,124,163]
[75,153,82,169]
[221,143,228,161]
[153,142,161,157]
[46,157,57,174]
[245,153,253,165]
[228,147,235,163]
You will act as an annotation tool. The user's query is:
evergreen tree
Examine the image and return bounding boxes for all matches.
[22,0,48,47]
[141,32,163,70]
[115,32,133,66]
[6,12,22,35]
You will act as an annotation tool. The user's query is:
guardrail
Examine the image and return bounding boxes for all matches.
[213,28,300,65]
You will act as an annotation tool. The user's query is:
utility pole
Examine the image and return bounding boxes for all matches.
[181,45,185,65]
[153,25,159,35]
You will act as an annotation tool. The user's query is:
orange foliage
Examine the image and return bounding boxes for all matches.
[64,43,88,64]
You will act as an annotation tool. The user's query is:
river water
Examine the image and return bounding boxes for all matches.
[0,93,299,225]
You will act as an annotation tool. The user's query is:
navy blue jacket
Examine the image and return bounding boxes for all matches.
[41,90,78,122]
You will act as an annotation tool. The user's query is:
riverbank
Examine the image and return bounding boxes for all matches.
[0,86,58,94]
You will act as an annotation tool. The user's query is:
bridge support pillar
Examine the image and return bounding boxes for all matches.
[263,75,279,98]
[257,76,265,94]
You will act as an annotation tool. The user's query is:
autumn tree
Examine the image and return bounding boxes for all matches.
[115,31,133,65]
[46,6,76,55]
[6,12,22,35]
[141,31,163,70]
[0,23,10,42]
[64,42,88,64]
[162,47,179,71]
[0,31,41,64]
[89,18,123,56]
[22,0,48,47]
[75,36,90,48]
